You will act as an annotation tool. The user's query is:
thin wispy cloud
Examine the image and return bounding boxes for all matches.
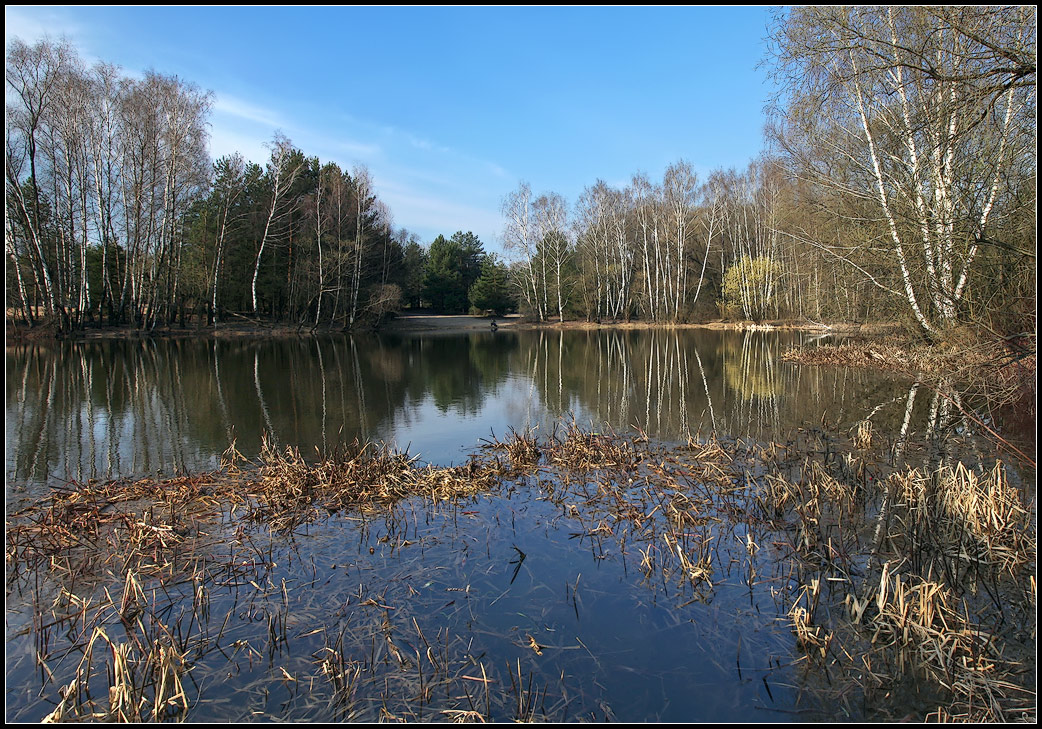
[212,94,285,131]
[378,184,504,244]
[339,114,505,178]
[486,162,509,179]
[5,7,80,46]
[327,139,383,160]
[207,93,501,243]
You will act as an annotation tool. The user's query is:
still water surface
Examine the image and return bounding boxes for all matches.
[7,328,938,498]
[6,329,1014,721]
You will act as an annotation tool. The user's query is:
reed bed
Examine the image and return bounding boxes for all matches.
[885,462,1033,577]
[6,421,1035,722]
[249,437,502,530]
[780,337,987,378]
[757,442,1036,722]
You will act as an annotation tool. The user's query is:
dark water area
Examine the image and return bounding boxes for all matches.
[5,329,1034,722]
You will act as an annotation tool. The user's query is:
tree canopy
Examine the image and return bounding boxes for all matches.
[422,232,486,313]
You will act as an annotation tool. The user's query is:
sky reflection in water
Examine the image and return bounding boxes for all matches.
[6,329,936,497]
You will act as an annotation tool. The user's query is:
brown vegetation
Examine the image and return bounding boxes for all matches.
[6,422,1035,722]
[783,332,1037,457]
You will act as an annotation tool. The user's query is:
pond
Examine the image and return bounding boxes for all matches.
[5,329,1035,722]
[5,328,961,496]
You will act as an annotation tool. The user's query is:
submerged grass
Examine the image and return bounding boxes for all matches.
[783,334,1037,470]
[6,420,1036,722]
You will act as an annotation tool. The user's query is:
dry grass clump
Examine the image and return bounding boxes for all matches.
[680,432,735,465]
[7,436,511,577]
[851,420,873,450]
[662,529,714,587]
[249,438,501,529]
[481,427,542,471]
[884,461,1034,576]
[770,453,1035,721]
[544,421,642,471]
[37,570,193,723]
[750,433,1034,721]
[841,564,1035,722]
[484,421,654,477]
[789,579,833,661]
[789,605,831,658]
[6,474,222,579]
[754,459,862,563]
[846,566,979,671]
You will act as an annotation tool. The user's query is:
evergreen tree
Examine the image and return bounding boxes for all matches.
[422,231,486,313]
[469,256,515,316]
[400,238,428,308]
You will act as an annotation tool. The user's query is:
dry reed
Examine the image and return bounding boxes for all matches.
[7,419,1035,723]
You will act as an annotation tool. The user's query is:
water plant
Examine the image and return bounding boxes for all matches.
[6,421,1035,722]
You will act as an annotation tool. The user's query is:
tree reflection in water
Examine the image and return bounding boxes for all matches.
[6,330,1025,503]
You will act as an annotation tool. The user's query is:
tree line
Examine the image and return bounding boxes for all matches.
[7,7,1036,338]
[6,39,212,333]
[5,38,515,333]
[500,7,1035,339]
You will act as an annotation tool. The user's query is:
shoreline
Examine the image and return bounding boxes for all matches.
[8,314,1025,384]
[5,314,894,343]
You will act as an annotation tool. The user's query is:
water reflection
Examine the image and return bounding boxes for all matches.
[6,329,1010,500]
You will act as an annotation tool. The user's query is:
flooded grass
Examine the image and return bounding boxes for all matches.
[6,421,1035,722]
[782,335,1037,470]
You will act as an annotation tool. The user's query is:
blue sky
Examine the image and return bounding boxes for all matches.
[6,6,776,252]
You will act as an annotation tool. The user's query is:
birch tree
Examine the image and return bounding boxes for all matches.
[251,132,302,315]
[532,191,571,322]
[768,5,1036,334]
[662,161,697,320]
[501,181,543,320]
[348,164,375,327]
[8,39,211,330]
[5,38,76,329]
[630,173,662,320]
[690,172,724,313]
[573,181,632,321]
[717,162,781,321]
[209,153,247,323]
[84,62,122,323]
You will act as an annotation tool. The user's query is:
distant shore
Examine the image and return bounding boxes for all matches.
[5,312,894,343]
[384,313,894,336]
